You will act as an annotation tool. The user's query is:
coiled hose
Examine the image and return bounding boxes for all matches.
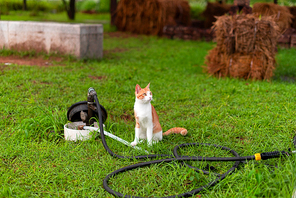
[92,91,291,198]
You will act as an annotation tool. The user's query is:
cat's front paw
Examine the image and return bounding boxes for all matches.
[131,141,138,146]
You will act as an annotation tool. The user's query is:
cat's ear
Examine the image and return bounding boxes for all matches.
[135,84,141,94]
[145,83,150,90]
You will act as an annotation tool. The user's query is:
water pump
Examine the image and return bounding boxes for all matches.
[67,89,108,125]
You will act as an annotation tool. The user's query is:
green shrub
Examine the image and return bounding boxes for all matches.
[76,0,110,13]
[0,6,9,15]
[0,0,22,11]
[30,1,50,12]
[79,0,98,11]
[0,0,64,13]
[190,2,206,20]
[96,0,110,13]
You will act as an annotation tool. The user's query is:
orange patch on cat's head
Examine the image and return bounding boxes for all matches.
[135,83,152,99]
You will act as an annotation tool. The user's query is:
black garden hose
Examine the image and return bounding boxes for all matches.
[90,88,292,198]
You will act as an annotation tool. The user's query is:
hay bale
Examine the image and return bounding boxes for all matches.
[202,2,232,29]
[213,15,235,55]
[252,3,293,32]
[241,5,252,15]
[229,52,275,80]
[213,14,280,55]
[229,54,252,79]
[115,0,191,35]
[204,48,229,78]
[205,51,276,80]
[288,6,296,29]
[205,14,281,80]
[236,14,279,55]
[234,0,250,6]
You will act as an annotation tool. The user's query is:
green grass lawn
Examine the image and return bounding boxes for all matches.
[1,12,296,197]
[0,11,113,32]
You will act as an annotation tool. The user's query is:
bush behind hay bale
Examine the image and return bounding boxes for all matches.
[115,0,191,35]
[252,3,293,32]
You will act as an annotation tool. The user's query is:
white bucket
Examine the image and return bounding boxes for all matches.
[64,121,98,141]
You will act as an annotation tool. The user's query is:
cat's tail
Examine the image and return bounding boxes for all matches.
[163,127,187,136]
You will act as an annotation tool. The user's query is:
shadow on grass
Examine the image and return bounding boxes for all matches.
[273,75,296,83]
[273,47,296,83]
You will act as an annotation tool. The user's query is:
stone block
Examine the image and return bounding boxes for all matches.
[0,21,103,59]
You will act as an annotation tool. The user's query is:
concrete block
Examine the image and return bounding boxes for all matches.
[0,21,103,59]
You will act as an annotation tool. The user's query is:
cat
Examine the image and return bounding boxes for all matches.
[131,83,187,146]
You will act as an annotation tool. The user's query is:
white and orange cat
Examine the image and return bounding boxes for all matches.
[131,83,187,146]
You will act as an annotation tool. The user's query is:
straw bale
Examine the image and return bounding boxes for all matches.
[115,0,191,35]
[234,0,250,6]
[205,50,276,80]
[212,15,235,55]
[205,14,280,80]
[229,54,252,79]
[204,48,229,78]
[252,3,293,32]
[213,14,280,55]
[230,52,275,80]
[202,2,232,29]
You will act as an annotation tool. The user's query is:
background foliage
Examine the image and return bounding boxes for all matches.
[1,0,296,22]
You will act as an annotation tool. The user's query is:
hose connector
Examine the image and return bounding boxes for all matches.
[255,150,290,161]
[88,87,97,96]
[254,153,261,161]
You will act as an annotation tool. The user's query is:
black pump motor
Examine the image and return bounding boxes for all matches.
[67,101,108,124]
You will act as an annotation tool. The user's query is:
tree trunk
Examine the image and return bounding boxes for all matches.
[61,0,76,20]
[67,0,76,20]
[110,0,117,26]
[23,0,27,10]
[274,0,278,4]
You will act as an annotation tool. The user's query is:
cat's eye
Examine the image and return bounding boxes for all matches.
[143,93,146,96]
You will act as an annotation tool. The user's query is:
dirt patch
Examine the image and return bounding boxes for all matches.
[103,48,129,55]
[0,55,67,67]
[120,113,133,123]
[0,65,8,74]
[81,10,98,14]
[32,80,51,85]
[88,75,107,80]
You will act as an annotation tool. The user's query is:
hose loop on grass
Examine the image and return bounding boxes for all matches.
[94,94,290,198]
[103,142,245,198]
